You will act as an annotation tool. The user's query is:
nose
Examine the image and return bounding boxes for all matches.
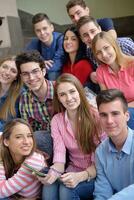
[66,93,72,101]
[107,115,113,124]
[23,136,29,144]
[28,73,34,80]
[101,50,107,58]
[74,15,80,23]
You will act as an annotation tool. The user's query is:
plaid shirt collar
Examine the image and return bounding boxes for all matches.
[28,79,54,103]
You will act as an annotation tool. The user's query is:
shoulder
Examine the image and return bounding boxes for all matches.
[53,32,63,40]
[24,152,46,169]
[96,137,109,156]
[97,18,114,30]
[26,38,40,49]
[51,113,64,123]
[96,64,107,72]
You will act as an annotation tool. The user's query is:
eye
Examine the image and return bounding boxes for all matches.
[99,113,107,118]
[11,69,17,74]
[1,64,8,69]
[104,46,109,50]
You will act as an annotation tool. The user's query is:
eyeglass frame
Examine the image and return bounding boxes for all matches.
[20,68,42,79]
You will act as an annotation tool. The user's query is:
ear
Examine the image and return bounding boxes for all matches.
[125,111,130,122]
[51,24,54,32]
[3,139,9,147]
[86,7,90,15]
[43,67,46,76]
[98,26,102,32]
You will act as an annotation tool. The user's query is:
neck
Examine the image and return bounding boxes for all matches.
[110,62,120,73]
[0,83,11,97]
[111,127,128,151]
[33,80,47,102]
[69,52,77,64]
[44,35,53,46]
[67,109,77,121]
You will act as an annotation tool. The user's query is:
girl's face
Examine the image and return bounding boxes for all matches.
[63,30,79,54]
[0,60,18,86]
[4,123,34,163]
[57,82,80,112]
[94,39,117,65]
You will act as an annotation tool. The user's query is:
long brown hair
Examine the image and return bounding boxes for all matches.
[0,56,23,120]
[0,118,36,179]
[53,73,101,154]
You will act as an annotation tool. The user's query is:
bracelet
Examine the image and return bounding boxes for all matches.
[85,169,92,182]
[50,167,62,176]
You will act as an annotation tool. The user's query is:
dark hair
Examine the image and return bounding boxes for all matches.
[63,26,87,63]
[96,89,128,112]
[77,16,100,32]
[0,118,36,179]
[66,0,86,13]
[15,50,45,75]
[32,13,51,25]
[53,73,102,154]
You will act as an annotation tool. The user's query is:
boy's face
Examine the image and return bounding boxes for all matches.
[34,19,54,46]
[79,21,101,47]
[98,99,129,140]
[68,5,89,24]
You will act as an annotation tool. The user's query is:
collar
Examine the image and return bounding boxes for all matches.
[29,79,54,102]
[108,128,134,155]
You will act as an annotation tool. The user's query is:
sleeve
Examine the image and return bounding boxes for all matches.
[51,115,66,163]
[0,153,46,198]
[97,18,114,31]
[48,35,65,72]
[94,149,114,200]
[117,37,134,56]
[108,184,134,200]
[19,93,29,121]
[73,60,93,85]
[96,66,106,85]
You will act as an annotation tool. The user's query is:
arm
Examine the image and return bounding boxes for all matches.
[0,152,46,198]
[48,35,65,72]
[94,150,114,200]
[117,37,134,56]
[19,93,29,121]
[108,184,134,200]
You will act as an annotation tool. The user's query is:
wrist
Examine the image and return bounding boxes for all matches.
[49,167,62,177]
[85,169,92,182]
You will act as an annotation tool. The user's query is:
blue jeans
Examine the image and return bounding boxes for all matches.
[128,108,134,130]
[0,198,9,200]
[42,179,94,200]
[34,131,53,165]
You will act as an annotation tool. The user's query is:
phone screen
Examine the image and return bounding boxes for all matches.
[23,163,47,177]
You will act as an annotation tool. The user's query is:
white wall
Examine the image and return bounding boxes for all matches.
[0,0,18,48]
[16,0,134,24]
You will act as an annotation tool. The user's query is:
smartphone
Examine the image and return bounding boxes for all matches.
[23,162,47,177]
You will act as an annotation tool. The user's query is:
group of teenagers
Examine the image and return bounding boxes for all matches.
[0,0,134,199]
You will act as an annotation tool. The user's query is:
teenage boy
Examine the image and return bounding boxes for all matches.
[94,89,134,200]
[26,13,65,80]
[16,50,54,158]
[66,0,117,39]
[77,16,134,84]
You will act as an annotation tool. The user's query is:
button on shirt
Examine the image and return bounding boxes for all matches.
[19,80,54,131]
[94,128,134,200]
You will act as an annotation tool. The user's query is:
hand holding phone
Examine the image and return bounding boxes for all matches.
[23,162,47,177]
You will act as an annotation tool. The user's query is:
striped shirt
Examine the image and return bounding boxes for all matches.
[19,80,54,131]
[51,108,105,172]
[0,152,47,198]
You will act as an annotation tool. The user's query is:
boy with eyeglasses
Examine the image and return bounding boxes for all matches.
[16,50,54,160]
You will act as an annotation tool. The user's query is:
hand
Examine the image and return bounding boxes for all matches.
[60,172,82,188]
[36,173,58,185]
[44,60,54,70]
[90,72,98,83]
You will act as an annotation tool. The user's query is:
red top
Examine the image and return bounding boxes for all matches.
[62,59,93,85]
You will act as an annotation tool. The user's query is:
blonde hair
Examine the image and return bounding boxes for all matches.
[0,56,23,120]
[53,73,101,154]
[92,31,124,65]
